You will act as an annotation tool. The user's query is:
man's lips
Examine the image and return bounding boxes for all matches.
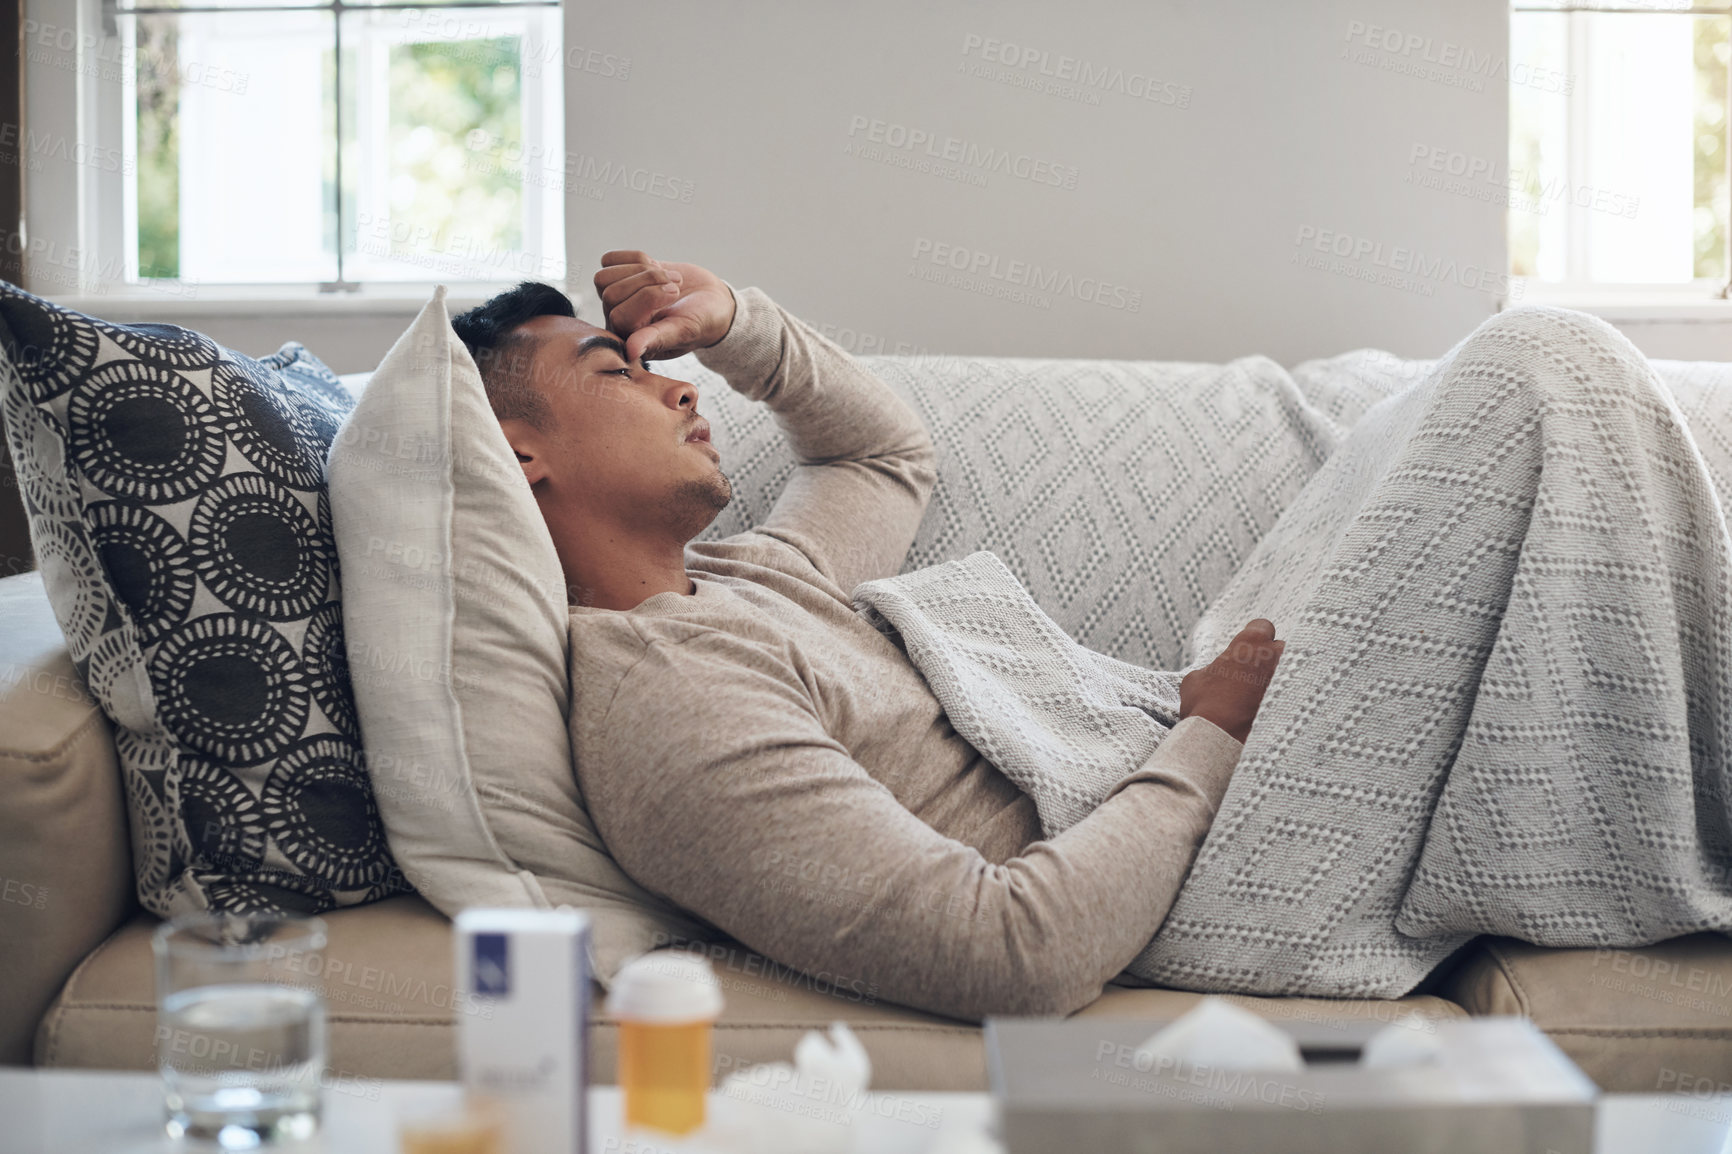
[684,419,715,449]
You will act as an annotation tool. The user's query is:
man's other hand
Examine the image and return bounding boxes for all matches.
[594,250,736,364]
[1178,619,1285,746]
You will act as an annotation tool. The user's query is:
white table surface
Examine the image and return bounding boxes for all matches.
[0,1068,1728,1154]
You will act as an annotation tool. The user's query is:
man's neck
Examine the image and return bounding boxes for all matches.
[560,525,694,611]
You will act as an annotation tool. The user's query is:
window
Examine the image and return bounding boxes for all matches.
[1510,1,1730,291]
[116,0,563,288]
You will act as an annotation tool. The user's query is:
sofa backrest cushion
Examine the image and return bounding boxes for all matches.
[0,282,409,919]
[1650,360,1732,518]
[1287,348,1732,522]
[326,291,710,983]
[692,352,1344,669]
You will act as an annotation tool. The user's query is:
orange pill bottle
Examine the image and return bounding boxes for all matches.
[607,952,724,1135]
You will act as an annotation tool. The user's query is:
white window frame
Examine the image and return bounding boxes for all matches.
[1511,1,1732,310]
[22,0,567,312]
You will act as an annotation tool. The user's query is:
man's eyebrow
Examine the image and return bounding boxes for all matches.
[574,333,637,366]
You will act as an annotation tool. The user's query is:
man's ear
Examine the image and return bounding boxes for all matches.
[498,418,551,487]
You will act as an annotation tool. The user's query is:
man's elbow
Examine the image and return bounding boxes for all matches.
[903,436,939,507]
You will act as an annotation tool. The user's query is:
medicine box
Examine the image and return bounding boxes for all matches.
[455,908,591,1154]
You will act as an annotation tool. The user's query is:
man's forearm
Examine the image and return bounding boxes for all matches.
[696,286,935,476]
[863,715,1244,1019]
[694,286,937,589]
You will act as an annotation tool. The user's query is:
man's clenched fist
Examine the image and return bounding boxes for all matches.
[593,250,736,364]
[1178,619,1285,745]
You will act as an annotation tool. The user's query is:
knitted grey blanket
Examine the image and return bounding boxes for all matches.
[856,306,1732,997]
[855,552,1187,835]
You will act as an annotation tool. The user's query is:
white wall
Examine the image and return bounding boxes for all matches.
[63,296,487,375]
[564,0,1510,365]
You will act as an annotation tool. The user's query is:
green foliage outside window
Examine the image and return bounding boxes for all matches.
[135,18,180,280]
[138,25,526,281]
[1694,17,1729,282]
[379,38,524,263]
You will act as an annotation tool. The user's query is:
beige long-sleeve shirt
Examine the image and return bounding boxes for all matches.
[567,287,1244,1021]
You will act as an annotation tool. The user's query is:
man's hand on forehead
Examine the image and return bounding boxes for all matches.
[593,250,737,364]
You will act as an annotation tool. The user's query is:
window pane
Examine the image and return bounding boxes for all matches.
[1584,14,1697,281]
[126,10,338,283]
[1510,12,1568,280]
[1516,0,1727,10]
[340,5,564,283]
[1695,16,1729,281]
[1509,10,1730,285]
[123,3,561,286]
[116,0,525,10]
[119,0,328,12]
[133,16,181,279]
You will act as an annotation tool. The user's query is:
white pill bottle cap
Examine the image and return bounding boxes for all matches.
[607,952,725,1024]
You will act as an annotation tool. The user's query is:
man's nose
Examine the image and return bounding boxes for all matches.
[658,374,698,411]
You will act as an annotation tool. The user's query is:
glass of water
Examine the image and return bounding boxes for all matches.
[152,912,329,1147]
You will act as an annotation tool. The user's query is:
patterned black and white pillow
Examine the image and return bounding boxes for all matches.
[0,282,408,917]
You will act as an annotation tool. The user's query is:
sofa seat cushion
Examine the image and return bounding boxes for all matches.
[37,895,1466,1090]
[1438,935,1732,1093]
[37,897,463,1082]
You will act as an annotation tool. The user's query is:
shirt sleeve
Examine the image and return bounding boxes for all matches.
[573,627,1244,1021]
[694,286,938,593]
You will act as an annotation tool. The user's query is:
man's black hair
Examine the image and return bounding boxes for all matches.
[450,281,576,431]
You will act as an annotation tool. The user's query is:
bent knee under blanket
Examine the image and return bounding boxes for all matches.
[856,306,1732,998]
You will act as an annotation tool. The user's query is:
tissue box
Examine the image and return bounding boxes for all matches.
[985,1016,1595,1154]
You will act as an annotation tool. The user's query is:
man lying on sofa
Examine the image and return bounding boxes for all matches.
[450,251,1278,1019]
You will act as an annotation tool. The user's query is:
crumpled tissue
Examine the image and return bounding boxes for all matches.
[1359,1012,1444,1068]
[702,1021,874,1153]
[1132,996,1306,1073]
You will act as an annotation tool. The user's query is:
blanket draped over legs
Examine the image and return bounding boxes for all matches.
[1131,306,1732,996]
[857,306,1732,998]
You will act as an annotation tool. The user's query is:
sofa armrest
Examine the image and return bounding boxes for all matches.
[0,571,136,1065]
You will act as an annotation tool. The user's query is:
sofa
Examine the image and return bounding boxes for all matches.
[5,340,1732,1094]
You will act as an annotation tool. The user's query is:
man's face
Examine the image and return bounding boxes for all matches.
[514,314,732,539]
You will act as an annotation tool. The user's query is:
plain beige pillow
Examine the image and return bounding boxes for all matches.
[328,287,706,982]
